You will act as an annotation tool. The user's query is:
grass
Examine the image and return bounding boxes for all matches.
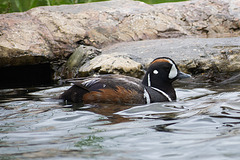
[0,0,188,14]
[139,0,188,4]
[0,0,108,14]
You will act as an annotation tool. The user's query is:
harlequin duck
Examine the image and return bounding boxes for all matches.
[60,57,190,104]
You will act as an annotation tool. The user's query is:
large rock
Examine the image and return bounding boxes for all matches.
[78,53,143,78]
[59,37,240,83]
[60,46,143,79]
[101,37,240,83]
[59,45,101,79]
[155,0,240,37]
[0,0,240,68]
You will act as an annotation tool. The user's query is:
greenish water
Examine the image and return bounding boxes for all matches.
[0,0,187,14]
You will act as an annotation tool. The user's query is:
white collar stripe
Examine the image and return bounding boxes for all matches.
[147,73,151,87]
[144,88,151,104]
[151,87,172,102]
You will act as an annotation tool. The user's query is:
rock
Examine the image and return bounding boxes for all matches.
[101,37,240,82]
[78,53,143,78]
[59,36,240,83]
[228,0,240,19]
[61,45,101,79]
[155,0,240,37]
[0,0,240,68]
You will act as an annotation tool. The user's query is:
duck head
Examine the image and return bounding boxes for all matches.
[142,57,191,91]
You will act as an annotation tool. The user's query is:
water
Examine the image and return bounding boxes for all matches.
[0,82,240,160]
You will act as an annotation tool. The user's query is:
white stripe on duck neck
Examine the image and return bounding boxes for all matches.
[151,87,172,102]
[147,73,151,87]
[144,88,151,104]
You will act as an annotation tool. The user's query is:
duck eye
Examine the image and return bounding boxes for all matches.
[153,70,158,74]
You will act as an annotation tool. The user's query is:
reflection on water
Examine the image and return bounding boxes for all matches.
[0,83,240,159]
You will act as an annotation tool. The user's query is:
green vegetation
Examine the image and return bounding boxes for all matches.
[0,0,188,14]
[0,0,108,14]
[140,0,188,4]
[74,135,104,149]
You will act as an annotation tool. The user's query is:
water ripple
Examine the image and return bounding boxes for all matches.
[1,84,240,159]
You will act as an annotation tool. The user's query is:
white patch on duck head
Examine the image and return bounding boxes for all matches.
[153,70,158,75]
[167,60,178,79]
[168,64,178,79]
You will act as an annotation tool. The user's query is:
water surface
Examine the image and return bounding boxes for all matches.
[0,82,240,159]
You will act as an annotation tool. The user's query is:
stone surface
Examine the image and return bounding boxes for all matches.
[61,45,101,79]
[155,0,240,37]
[59,36,240,83]
[78,53,143,78]
[101,37,240,82]
[0,0,240,68]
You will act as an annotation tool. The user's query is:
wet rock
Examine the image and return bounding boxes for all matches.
[101,37,240,83]
[59,46,143,79]
[60,45,101,79]
[59,36,240,83]
[78,53,143,78]
[0,0,240,69]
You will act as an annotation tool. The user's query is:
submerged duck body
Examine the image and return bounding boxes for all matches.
[60,57,190,104]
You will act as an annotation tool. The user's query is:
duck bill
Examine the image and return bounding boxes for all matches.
[177,71,191,80]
